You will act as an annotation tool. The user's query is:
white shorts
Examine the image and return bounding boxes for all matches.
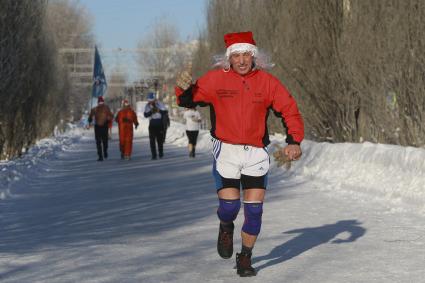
[212,139,270,179]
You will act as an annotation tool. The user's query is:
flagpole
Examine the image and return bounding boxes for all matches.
[89,45,96,113]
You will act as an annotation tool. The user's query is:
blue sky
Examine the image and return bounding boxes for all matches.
[78,0,207,81]
[79,0,207,49]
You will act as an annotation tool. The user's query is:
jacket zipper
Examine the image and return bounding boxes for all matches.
[242,78,250,143]
[241,78,245,142]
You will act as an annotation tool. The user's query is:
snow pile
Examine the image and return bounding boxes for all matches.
[1,112,424,215]
[0,124,83,200]
[164,123,425,215]
[296,140,425,214]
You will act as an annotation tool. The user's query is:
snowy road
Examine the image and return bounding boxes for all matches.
[1,126,424,283]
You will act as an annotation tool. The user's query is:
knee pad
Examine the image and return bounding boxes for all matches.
[217,199,241,223]
[242,202,263,236]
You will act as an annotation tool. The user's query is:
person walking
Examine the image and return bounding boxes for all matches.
[115,99,139,160]
[183,107,202,157]
[88,96,114,161]
[175,31,304,277]
[144,92,169,159]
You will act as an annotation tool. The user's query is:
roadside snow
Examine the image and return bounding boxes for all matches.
[1,114,424,216]
[1,110,424,282]
[0,124,83,200]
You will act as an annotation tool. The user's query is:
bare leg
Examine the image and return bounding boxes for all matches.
[217,188,240,201]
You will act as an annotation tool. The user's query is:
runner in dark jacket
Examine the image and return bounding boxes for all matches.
[144,93,169,160]
[88,96,113,161]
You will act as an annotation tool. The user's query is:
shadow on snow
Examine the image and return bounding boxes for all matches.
[254,220,366,271]
[0,136,217,253]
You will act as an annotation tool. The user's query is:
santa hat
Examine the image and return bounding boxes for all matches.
[123,99,129,106]
[98,96,104,104]
[224,31,257,58]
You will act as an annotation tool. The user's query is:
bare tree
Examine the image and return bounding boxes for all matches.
[46,0,94,48]
[46,0,95,121]
[137,19,180,82]
[0,0,59,159]
[138,18,198,117]
[0,0,95,160]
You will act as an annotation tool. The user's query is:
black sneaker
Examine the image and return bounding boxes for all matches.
[236,253,256,277]
[217,223,234,259]
[97,157,103,161]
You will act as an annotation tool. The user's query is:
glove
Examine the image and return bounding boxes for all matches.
[273,145,292,170]
[176,63,192,90]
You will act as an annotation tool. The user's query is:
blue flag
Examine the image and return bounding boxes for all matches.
[91,46,107,98]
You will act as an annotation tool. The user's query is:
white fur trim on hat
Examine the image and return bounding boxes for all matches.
[225,43,258,58]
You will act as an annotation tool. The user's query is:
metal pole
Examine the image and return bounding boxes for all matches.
[89,47,94,114]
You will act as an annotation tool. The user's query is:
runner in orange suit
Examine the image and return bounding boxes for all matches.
[115,99,139,160]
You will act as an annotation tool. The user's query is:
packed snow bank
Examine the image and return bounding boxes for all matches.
[296,140,425,214]
[1,115,424,215]
[0,124,83,200]
[164,124,425,215]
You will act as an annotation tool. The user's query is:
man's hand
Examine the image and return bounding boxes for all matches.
[273,144,302,169]
[284,144,302,161]
[176,62,192,90]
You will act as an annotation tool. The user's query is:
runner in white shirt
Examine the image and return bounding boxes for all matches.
[183,107,202,157]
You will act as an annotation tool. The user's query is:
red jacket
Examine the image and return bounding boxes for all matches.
[175,68,304,147]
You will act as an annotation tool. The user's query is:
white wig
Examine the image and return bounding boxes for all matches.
[212,49,275,71]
